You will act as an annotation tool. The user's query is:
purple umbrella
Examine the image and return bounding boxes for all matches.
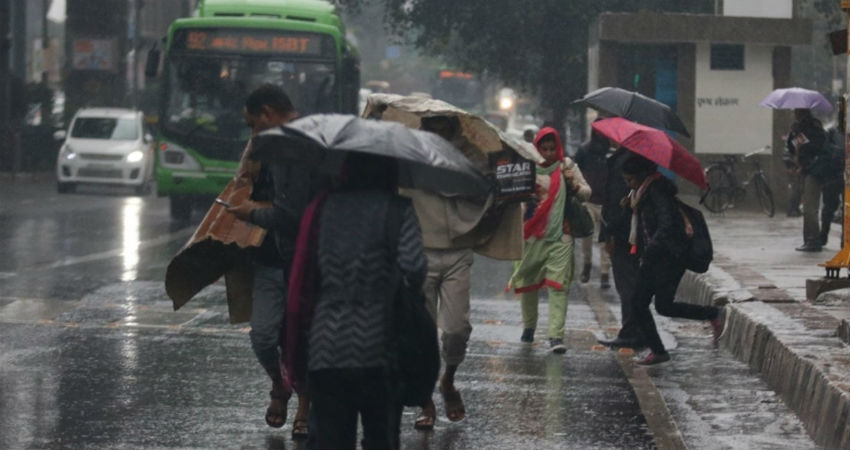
[760,87,833,113]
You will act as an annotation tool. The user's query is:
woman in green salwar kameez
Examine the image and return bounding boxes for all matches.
[509,127,590,353]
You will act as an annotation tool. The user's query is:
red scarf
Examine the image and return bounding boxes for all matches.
[523,127,565,239]
[283,192,327,393]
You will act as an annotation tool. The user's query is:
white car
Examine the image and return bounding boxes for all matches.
[55,108,153,194]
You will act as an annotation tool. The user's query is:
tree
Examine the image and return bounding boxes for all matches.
[340,0,714,127]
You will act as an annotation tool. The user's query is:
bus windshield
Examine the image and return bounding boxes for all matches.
[163,54,336,143]
[432,73,485,112]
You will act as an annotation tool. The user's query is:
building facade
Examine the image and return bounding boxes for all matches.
[588,11,811,202]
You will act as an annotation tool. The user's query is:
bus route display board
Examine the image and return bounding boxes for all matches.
[172,28,332,57]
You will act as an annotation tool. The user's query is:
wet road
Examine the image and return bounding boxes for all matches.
[0,180,820,449]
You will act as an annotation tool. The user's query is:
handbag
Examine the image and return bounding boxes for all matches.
[563,195,594,238]
[385,197,441,407]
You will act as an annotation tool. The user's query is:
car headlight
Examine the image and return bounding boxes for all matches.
[61,146,77,160]
[126,150,145,163]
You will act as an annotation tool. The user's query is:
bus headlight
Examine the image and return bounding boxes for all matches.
[159,142,201,171]
[499,97,514,111]
[126,150,145,163]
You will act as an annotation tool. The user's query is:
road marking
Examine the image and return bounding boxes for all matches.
[5,226,194,274]
[582,284,689,450]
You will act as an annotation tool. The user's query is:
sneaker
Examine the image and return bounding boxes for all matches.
[636,351,670,365]
[549,338,566,354]
[710,305,731,344]
[520,328,535,343]
[600,273,610,289]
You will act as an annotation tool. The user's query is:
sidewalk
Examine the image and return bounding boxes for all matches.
[676,209,850,449]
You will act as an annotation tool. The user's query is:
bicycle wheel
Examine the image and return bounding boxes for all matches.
[752,174,775,217]
[702,166,734,213]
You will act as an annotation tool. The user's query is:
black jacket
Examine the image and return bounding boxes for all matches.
[574,136,609,205]
[786,118,826,175]
[600,149,631,243]
[248,162,328,265]
[635,177,688,266]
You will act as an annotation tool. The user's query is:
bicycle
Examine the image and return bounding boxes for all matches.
[702,145,775,217]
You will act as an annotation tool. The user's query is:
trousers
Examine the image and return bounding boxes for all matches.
[249,263,287,384]
[632,263,718,354]
[307,368,401,450]
[803,175,823,245]
[422,248,474,366]
[609,239,641,340]
[580,202,610,274]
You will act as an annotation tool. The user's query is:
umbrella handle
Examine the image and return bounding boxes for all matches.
[699,189,711,205]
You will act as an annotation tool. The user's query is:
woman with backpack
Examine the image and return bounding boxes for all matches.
[620,154,727,365]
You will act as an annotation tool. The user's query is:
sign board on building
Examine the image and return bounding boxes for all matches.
[72,39,117,71]
[694,43,773,154]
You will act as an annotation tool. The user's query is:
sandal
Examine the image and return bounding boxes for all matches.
[414,411,435,431]
[265,390,290,428]
[439,384,465,422]
[291,418,308,440]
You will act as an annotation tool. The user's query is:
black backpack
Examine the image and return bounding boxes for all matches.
[677,199,713,273]
[386,198,440,407]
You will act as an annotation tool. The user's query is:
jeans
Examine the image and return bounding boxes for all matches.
[307,368,402,450]
[249,263,287,384]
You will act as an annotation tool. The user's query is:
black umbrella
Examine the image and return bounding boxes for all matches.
[250,114,492,195]
[573,87,691,137]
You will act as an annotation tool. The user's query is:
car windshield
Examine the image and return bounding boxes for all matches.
[163,54,336,142]
[71,117,139,140]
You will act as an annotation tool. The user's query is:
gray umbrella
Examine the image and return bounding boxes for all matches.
[250,114,492,195]
[573,87,691,137]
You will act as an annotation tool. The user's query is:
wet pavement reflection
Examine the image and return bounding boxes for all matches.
[0,181,820,449]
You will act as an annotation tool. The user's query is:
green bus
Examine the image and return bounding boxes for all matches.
[148,0,359,220]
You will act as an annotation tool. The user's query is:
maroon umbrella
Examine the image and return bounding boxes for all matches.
[592,117,709,190]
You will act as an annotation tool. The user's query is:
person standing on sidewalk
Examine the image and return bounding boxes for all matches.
[409,116,494,430]
[574,126,611,288]
[596,147,644,349]
[814,118,845,246]
[786,108,827,252]
[227,84,323,436]
[509,127,590,354]
[620,154,726,365]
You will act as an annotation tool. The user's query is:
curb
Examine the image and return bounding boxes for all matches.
[678,268,850,450]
